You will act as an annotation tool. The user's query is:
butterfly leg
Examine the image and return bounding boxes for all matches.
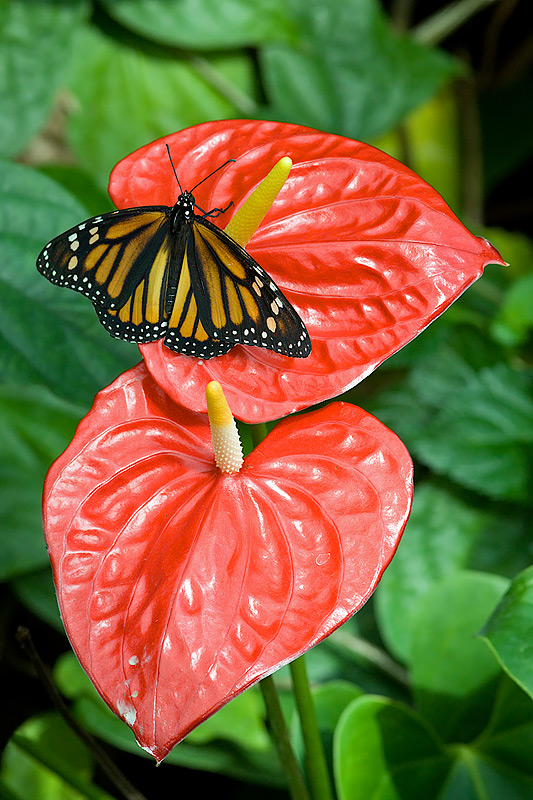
[196,201,234,219]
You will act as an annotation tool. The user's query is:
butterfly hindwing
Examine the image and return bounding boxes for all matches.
[181,216,311,358]
[162,241,233,358]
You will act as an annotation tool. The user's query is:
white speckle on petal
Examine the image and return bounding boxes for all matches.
[117,698,137,725]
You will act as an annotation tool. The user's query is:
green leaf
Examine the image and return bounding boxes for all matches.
[410,571,509,743]
[478,676,533,781]
[67,24,258,188]
[373,336,533,502]
[37,166,114,219]
[260,0,456,140]
[0,160,138,404]
[10,567,62,630]
[0,384,82,581]
[100,0,294,48]
[0,712,114,800]
[333,680,533,800]
[492,272,533,347]
[0,0,89,158]
[438,746,533,800]
[482,566,533,700]
[333,695,450,800]
[412,363,533,501]
[186,689,270,752]
[375,482,490,663]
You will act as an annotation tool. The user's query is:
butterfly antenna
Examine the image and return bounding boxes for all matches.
[166,144,183,193]
[190,159,236,192]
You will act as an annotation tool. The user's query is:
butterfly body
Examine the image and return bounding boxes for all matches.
[37,187,311,360]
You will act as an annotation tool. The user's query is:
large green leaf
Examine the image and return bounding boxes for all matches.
[410,571,509,743]
[260,0,456,140]
[0,160,138,404]
[370,336,533,502]
[412,362,533,501]
[66,24,257,187]
[437,749,533,800]
[101,0,294,48]
[0,0,89,158]
[480,676,533,773]
[0,384,82,581]
[333,696,450,800]
[437,678,533,800]
[333,678,533,800]
[0,712,114,800]
[10,567,62,630]
[375,482,490,663]
[482,566,533,700]
[492,270,533,346]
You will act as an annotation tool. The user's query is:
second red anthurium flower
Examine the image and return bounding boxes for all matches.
[43,364,413,762]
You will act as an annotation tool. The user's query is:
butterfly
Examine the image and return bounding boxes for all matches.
[36,148,311,360]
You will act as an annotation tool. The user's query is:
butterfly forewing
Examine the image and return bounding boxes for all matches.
[37,208,172,310]
[186,217,311,358]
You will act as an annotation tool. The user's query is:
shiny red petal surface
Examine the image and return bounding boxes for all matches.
[43,363,413,761]
[110,120,505,422]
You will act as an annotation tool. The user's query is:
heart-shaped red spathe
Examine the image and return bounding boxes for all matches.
[43,363,413,762]
[109,120,505,423]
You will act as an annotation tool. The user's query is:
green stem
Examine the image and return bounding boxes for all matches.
[259,676,311,800]
[252,422,317,800]
[15,627,147,800]
[413,0,498,46]
[289,656,335,800]
[189,55,259,117]
[328,630,410,687]
[456,63,484,226]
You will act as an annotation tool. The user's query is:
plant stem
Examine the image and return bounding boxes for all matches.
[328,630,410,688]
[456,64,484,226]
[413,0,498,46]
[289,656,335,800]
[16,627,147,800]
[189,55,259,116]
[252,420,312,800]
[259,675,311,800]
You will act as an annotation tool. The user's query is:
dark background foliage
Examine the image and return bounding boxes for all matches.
[1,1,533,798]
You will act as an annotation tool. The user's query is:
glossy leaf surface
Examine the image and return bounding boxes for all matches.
[483,565,533,700]
[375,482,490,664]
[334,696,449,800]
[43,363,412,761]
[410,570,508,744]
[109,119,505,422]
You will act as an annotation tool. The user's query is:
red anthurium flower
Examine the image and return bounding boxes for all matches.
[43,363,413,762]
[110,119,504,423]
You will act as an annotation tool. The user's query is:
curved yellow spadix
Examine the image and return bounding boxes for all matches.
[224,156,292,247]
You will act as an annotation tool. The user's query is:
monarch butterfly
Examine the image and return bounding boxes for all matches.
[36,149,311,360]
